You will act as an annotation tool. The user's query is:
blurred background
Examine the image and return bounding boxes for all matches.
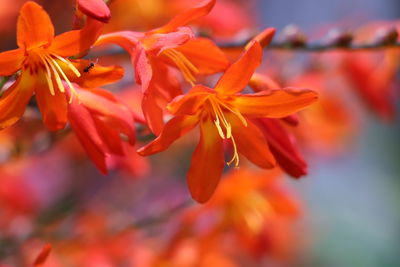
[259,0,400,266]
[259,1,400,266]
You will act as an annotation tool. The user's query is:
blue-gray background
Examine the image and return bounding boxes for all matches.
[257,1,400,266]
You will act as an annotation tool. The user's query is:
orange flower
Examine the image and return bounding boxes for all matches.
[138,41,318,203]
[95,0,229,134]
[205,168,300,233]
[0,1,103,130]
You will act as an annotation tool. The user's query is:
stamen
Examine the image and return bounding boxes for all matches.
[45,55,79,103]
[51,54,81,78]
[163,49,199,85]
[170,49,198,75]
[42,55,65,93]
[37,54,55,96]
[219,101,248,127]
[214,115,226,139]
[208,98,240,167]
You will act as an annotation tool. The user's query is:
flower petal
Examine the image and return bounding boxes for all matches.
[95,31,142,51]
[76,89,135,145]
[68,98,108,174]
[0,74,34,129]
[188,117,224,203]
[174,38,229,74]
[150,27,194,53]
[154,0,216,33]
[35,73,68,131]
[141,61,183,134]
[69,60,124,88]
[252,27,276,48]
[167,85,212,115]
[93,115,124,155]
[257,118,307,178]
[249,73,281,92]
[0,48,25,76]
[77,0,111,23]
[49,19,103,57]
[141,88,165,135]
[233,88,318,118]
[215,41,262,94]
[134,46,153,92]
[17,1,54,49]
[137,115,198,156]
[228,114,276,169]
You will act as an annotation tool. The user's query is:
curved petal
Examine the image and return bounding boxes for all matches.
[77,0,111,23]
[95,31,142,51]
[154,0,216,33]
[141,88,164,135]
[174,38,230,74]
[228,114,276,169]
[0,74,34,129]
[17,1,54,49]
[134,46,153,92]
[233,88,318,118]
[68,60,124,88]
[249,73,281,93]
[49,19,103,57]
[150,59,182,100]
[35,72,68,131]
[0,48,24,76]
[257,118,307,178]
[251,27,276,48]
[76,88,134,142]
[188,117,224,203]
[68,98,108,174]
[93,116,124,155]
[215,41,262,94]
[150,27,194,53]
[137,115,199,156]
[167,85,212,115]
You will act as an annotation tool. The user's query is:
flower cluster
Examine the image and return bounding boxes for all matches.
[0,0,318,203]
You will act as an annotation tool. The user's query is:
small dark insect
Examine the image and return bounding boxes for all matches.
[83,62,95,73]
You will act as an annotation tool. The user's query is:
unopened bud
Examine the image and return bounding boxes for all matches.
[374,27,398,45]
[281,25,307,47]
[325,29,353,47]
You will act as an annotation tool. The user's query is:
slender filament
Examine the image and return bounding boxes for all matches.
[163,49,199,86]
[37,51,81,103]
